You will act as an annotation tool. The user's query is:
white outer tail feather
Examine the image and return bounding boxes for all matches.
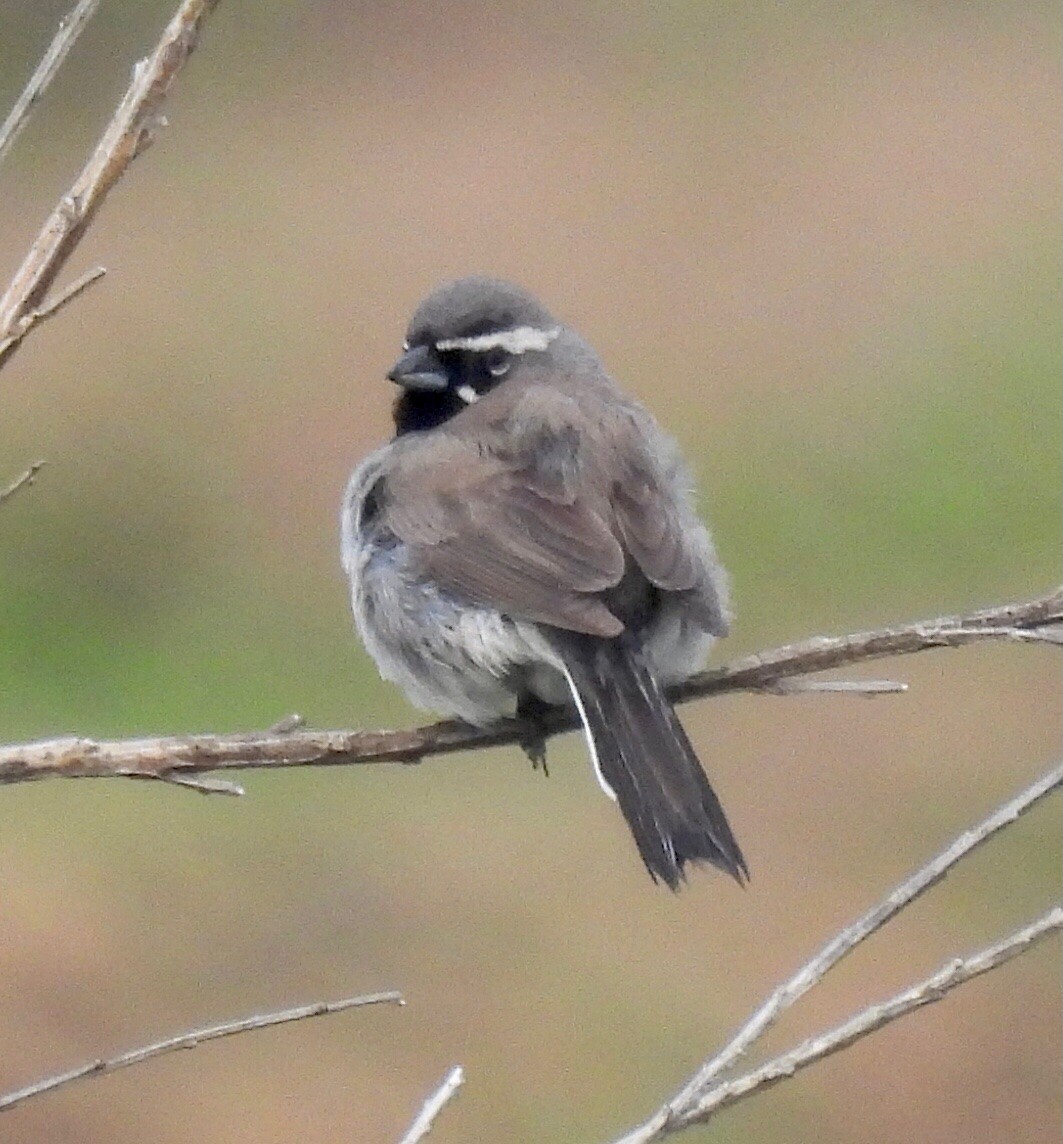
[558,662,618,802]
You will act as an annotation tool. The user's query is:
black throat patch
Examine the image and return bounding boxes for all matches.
[392,388,467,436]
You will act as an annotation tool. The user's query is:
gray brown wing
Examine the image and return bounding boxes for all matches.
[384,440,626,637]
[381,387,723,638]
[604,408,707,592]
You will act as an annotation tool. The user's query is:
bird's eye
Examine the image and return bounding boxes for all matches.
[485,348,511,378]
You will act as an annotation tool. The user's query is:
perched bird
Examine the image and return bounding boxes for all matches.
[341,277,746,889]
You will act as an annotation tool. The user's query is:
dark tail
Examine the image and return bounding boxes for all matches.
[552,631,747,890]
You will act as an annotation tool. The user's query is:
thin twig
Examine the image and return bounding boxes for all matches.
[942,625,1063,646]
[610,760,1063,1144]
[155,771,244,795]
[0,0,103,169]
[0,265,106,360]
[0,0,221,373]
[397,1066,465,1144]
[669,586,1063,705]
[765,678,907,695]
[663,909,1063,1134]
[0,990,404,1114]
[0,587,1057,790]
[0,460,45,509]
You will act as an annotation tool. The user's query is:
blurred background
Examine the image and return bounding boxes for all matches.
[0,1,1058,1141]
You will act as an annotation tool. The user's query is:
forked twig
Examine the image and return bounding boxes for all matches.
[0,266,106,360]
[610,760,1063,1143]
[0,0,221,373]
[663,909,1062,1132]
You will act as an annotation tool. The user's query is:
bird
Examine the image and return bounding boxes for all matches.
[341,276,746,890]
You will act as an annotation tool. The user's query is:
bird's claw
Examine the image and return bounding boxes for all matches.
[516,695,551,777]
[520,732,549,776]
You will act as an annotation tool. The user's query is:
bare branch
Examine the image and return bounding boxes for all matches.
[0,587,1057,790]
[659,909,1063,1135]
[610,761,1063,1144]
[0,0,221,373]
[669,585,1063,704]
[0,0,102,168]
[0,460,45,509]
[0,990,404,1114]
[397,1066,465,1144]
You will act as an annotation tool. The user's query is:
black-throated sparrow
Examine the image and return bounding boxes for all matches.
[341,277,746,889]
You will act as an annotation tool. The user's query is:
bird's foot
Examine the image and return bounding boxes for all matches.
[516,694,551,777]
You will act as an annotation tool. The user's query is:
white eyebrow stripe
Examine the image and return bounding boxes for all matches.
[435,325,561,355]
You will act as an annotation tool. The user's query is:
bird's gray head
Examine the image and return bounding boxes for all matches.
[386,277,563,435]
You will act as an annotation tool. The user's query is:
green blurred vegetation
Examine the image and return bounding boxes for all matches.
[711,281,1061,631]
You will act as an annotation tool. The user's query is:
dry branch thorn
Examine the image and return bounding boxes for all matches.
[269,713,305,735]
[156,771,244,796]
[137,110,169,157]
[398,1065,465,1144]
[0,461,46,508]
[58,193,80,227]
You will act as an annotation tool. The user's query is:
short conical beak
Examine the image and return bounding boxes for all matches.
[387,344,448,391]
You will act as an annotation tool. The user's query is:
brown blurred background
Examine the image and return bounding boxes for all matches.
[0,1,1059,1141]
